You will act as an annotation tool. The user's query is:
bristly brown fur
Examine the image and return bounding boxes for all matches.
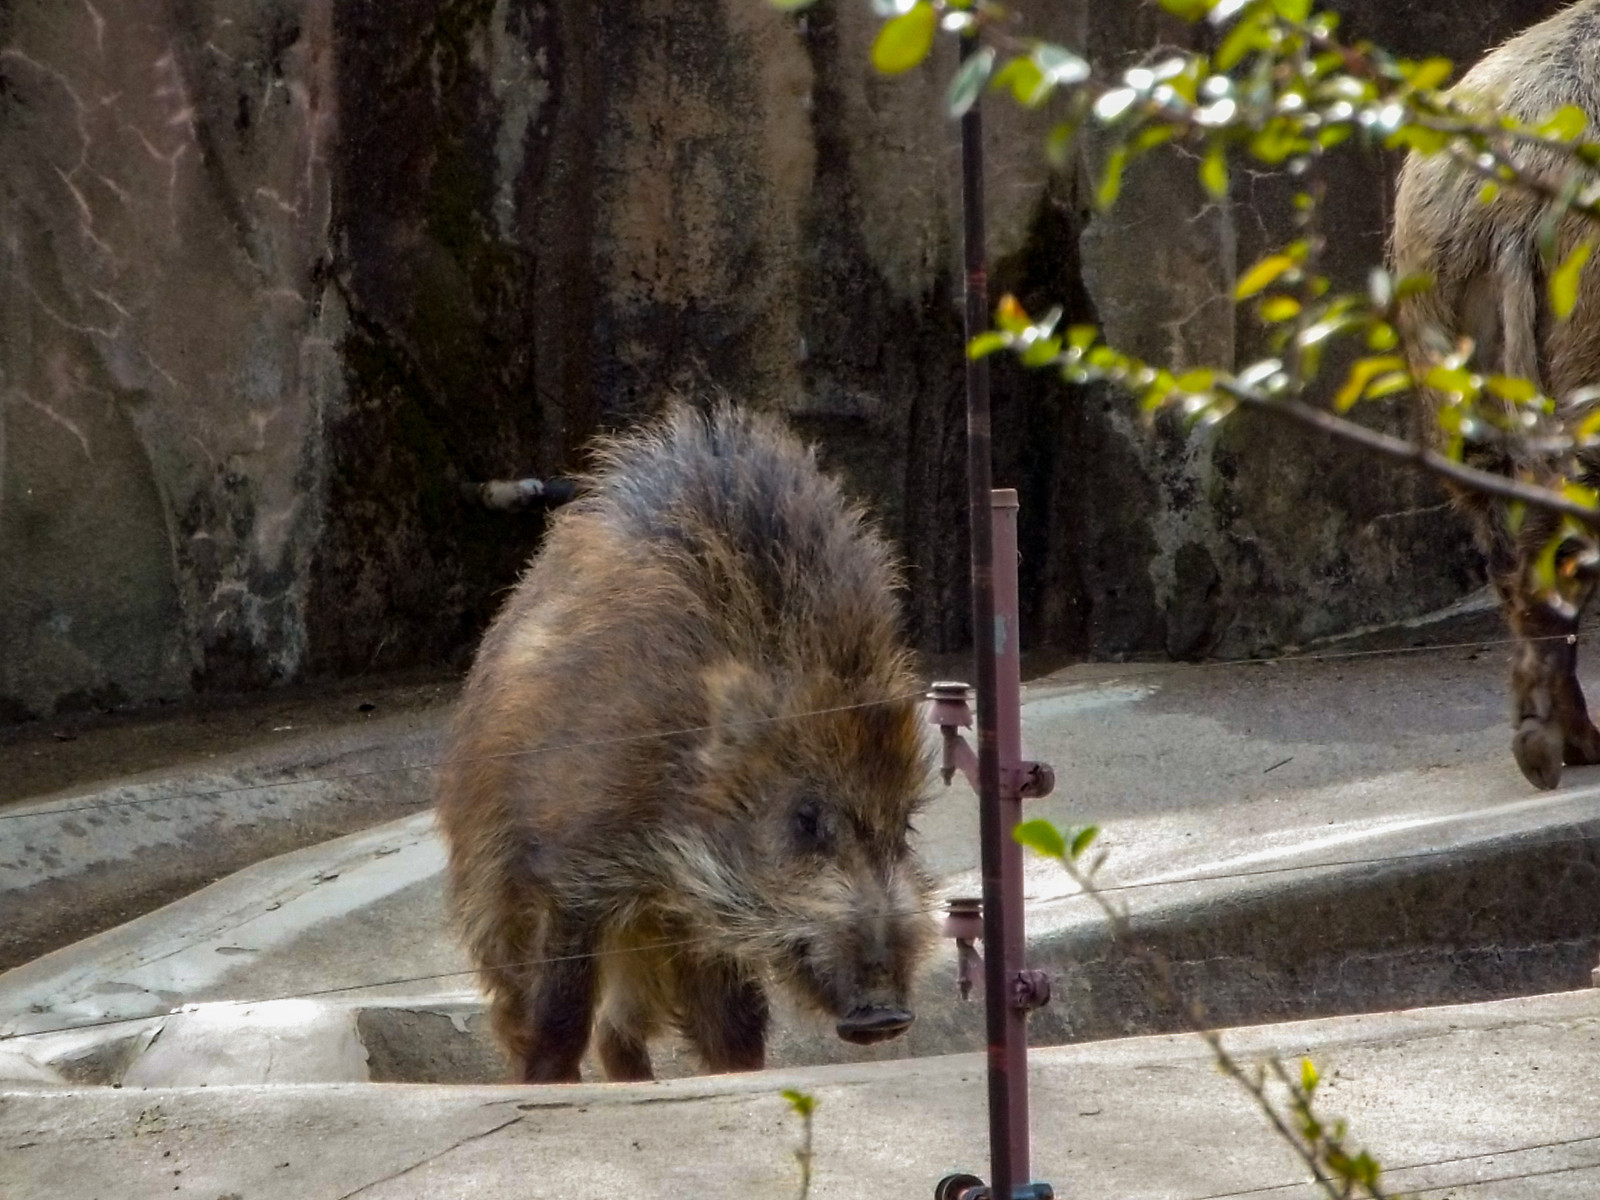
[434,399,935,1082]
[1391,0,1600,789]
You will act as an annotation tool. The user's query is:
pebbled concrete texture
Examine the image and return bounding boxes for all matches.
[6,990,1600,1199]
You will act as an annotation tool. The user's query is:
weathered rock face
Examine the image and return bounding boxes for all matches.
[0,0,1562,720]
[0,0,341,717]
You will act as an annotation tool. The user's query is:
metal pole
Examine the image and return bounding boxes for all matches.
[957,33,1015,1200]
[991,489,1031,1183]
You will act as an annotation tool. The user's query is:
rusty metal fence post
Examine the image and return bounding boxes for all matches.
[926,31,1057,1200]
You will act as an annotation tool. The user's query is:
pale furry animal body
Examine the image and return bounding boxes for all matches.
[1392,0,1600,788]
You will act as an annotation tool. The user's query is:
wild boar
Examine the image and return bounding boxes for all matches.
[434,400,934,1082]
[1392,0,1600,789]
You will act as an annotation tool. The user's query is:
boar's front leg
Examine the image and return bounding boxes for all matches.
[519,923,600,1084]
[677,954,769,1074]
[1494,519,1600,789]
[1508,601,1600,788]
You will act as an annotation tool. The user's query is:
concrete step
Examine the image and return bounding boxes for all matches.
[6,988,1600,1200]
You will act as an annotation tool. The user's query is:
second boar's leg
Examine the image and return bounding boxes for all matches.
[1492,514,1600,790]
[519,924,600,1084]
[677,954,769,1073]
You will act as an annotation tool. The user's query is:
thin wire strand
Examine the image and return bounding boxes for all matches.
[0,623,1577,826]
[0,893,966,1044]
[9,816,1600,1045]
[7,802,1600,1043]
[0,689,932,823]
[0,933,713,1043]
[1056,828,1600,900]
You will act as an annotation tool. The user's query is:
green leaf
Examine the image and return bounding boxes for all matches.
[1069,825,1100,860]
[1134,125,1177,153]
[1334,355,1406,411]
[1478,182,1501,205]
[1093,87,1138,123]
[1097,146,1128,209]
[1021,335,1063,366]
[1385,124,1449,155]
[1365,370,1412,399]
[1484,374,1539,403]
[1158,0,1211,17]
[1531,531,1562,594]
[1564,481,1599,510]
[1013,819,1067,860]
[1539,104,1589,143]
[948,46,997,116]
[1269,0,1309,19]
[1216,12,1265,71]
[968,331,1012,359]
[872,2,938,75]
[1200,144,1228,199]
[991,56,1045,107]
[1236,254,1296,299]
[1067,324,1099,351]
[1551,239,1594,321]
[781,1088,817,1116]
[1175,368,1216,392]
[1260,296,1300,322]
[1033,43,1090,86]
[1367,322,1398,351]
[1300,1058,1319,1093]
[1424,365,1476,395]
[997,294,1031,334]
[1407,57,1453,91]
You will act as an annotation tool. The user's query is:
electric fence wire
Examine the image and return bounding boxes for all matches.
[0,623,1575,827]
[8,812,1600,1046]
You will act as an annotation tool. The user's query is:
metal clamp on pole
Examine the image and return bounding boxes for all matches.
[935,1175,1056,1200]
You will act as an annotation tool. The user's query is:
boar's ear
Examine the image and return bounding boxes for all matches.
[701,661,780,765]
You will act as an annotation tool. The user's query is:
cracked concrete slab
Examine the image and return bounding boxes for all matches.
[5,989,1600,1199]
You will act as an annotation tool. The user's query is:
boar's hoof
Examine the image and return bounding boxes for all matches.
[836,1006,914,1045]
[1513,720,1563,791]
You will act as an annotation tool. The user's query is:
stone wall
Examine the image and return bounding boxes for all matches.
[0,0,1564,720]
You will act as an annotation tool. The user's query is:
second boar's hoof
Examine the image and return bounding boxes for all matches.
[836,1005,914,1045]
[1513,720,1563,790]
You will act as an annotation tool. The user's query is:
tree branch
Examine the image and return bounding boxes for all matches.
[1221,384,1600,530]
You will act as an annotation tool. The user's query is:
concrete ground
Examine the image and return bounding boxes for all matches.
[6,989,1600,1199]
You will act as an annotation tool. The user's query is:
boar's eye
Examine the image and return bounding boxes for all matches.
[791,801,831,851]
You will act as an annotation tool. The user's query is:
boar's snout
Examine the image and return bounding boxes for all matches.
[836,1004,914,1045]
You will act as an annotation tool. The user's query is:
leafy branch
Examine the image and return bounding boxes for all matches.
[1014,819,1408,1200]
[792,0,1600,608]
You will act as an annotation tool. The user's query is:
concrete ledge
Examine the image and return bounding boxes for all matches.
[7,989,1600,1200]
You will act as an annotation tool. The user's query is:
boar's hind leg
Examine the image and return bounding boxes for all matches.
[677,954,769,1073]
[1494,521,1600,790]
[518,925,601,1084]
